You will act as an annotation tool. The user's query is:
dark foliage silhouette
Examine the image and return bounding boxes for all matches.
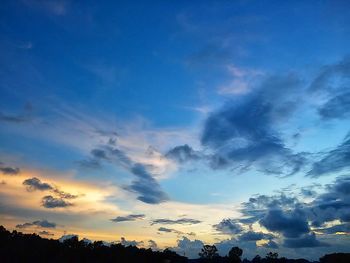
[0,226,186,263]
[228,247,243,263]
[199,245,220,262]
[1,226,349,263]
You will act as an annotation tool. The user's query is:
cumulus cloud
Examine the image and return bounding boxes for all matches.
[120,237,144,247]
[283,232,330,248]
[59,234,78,243]
[110,214,145,223]
[148,240,158,250]
[41,195,72,208]
[260,209,309,238]
[213,219,243,235]
[151,218,202,225]
[170,236,204,259]
[238,231,274,242]
[16,219,56,229]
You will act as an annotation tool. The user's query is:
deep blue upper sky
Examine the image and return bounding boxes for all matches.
[0,0,350,260]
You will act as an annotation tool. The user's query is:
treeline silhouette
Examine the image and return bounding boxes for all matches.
[1,226,349,263]
[0,226,186,263]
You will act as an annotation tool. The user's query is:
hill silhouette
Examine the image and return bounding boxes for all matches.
[0,226,349,263]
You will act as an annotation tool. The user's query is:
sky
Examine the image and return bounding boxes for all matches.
[0,0,350,260]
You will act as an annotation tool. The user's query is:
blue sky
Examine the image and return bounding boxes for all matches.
[0,0,350,260]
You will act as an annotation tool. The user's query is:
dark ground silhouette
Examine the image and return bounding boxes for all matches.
[0,226,349,263]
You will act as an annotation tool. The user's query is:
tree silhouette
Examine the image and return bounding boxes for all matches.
[199,245,219,261]
[228,246,243,263]
[265,252,278,263]
[252,255,261,263]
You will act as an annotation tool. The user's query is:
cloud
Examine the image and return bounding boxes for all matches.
[23,177,53,191]
[59,234,78,243]
[201,75,307,175]
[110,214,145,223]
[0,165,20,175]
[318,92,350,120]
[148,240,158,250]
[157,227,195,236]
[41,195,72,208]
[125,163,169,204]
[87,146,168,204]
[0,112,30,123]
[283,232,330,248]
[38,230,54,236]
[317,223,350,234]
[16,219,56,229]
[308,134,350,177]
[151,218,202,225]
[260,209,309,238]
[165,145,201,163]
[261,240,279,249]
[308,176,350,227]
[213,219,243,235]
[120,237,144,247]
[170,236,204,259]
[238,231,274,242]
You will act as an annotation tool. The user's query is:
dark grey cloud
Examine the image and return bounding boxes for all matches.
[213,219,243,235]
[158,227,173,233]
[157,227,194,236]
[237,231,274,242]
[16,219,56,229]
[317,223,350,234]
[165,144,201,163]
[309,56,350,122]
[52,188,78,199]
[38,230,54,236]
[262,240,279,249]
[0,111,29,123]
[85,146,168,204]
[283,232,330,248]
[120,237,143,247]
[310,56,350,94]
[23,177,53,191]
[151,218,201,225]
[260,209,309,238]
[148,240,158,250]
[201,75,307,175]
[0,162,20,175]
[308,134,350,177]
[41,195,72,208]
[0,166,20,175]
[110,214,145,222]
[308,176,350,227]
[125,163,169,204]
[319,92,350,120]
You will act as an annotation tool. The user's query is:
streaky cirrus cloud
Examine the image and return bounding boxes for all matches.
[151,218,201,225]
[16,219,56,229]
[110,214,145,223]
